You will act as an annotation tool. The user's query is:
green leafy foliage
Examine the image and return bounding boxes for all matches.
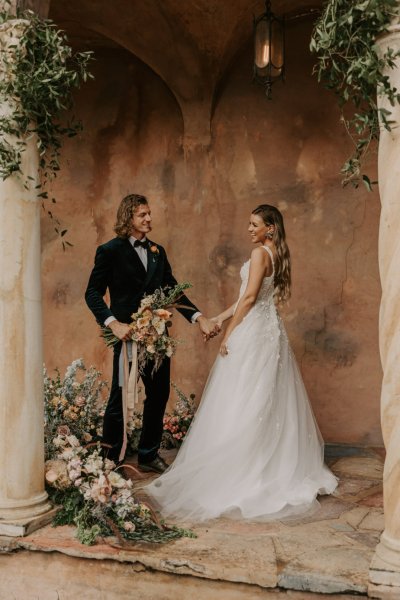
[49,482,195,546]
[51,487,85,527]
[0,4,93,246]
[310,0,400,188]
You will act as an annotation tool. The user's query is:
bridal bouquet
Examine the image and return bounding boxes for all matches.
[101,282,192,372]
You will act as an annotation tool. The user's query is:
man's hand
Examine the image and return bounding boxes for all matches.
[109,320,132,341]
[196,315,220,341]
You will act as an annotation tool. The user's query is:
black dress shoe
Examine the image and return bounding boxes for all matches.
[138,455,169,474]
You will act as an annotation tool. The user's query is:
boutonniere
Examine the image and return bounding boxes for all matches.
[149,244,159,255]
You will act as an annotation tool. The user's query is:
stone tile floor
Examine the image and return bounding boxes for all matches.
[0,445,384,599]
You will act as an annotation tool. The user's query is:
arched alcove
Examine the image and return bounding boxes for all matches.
[41,35,185,382]
[43,1,382,445]
[210,17,382,444]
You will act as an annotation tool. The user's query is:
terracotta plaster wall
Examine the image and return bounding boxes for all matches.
[42,20,382,445]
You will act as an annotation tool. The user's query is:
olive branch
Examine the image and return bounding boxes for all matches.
[0,1,93,247]
[310,0,400,190]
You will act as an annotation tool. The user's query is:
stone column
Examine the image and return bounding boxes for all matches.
[369,22,400,599]
[0,19,53,536]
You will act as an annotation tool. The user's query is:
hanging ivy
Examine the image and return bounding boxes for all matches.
[0,3,93,246]
[310,0,400,189]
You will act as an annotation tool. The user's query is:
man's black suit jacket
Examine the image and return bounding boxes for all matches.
[85,237,199,326]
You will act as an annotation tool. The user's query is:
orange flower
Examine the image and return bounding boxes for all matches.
[137,306,152,316]
[149,245,159,254]
[154,308,172,320]
[136,314,151,329]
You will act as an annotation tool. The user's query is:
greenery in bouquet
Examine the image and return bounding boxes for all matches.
[44,360,195,546]
[101,282,192,373]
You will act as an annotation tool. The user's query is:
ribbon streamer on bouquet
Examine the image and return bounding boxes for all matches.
[118,340,139,462]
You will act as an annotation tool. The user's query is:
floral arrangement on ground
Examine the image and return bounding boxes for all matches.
[44,359,196,545]
[127,382,196,455]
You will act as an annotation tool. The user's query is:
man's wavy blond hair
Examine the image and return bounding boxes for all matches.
[114,194,148,238]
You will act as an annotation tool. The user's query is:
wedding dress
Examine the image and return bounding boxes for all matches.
[145,246,338,521]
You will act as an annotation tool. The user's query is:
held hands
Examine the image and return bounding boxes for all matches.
[111,316,220,343]
[210,315,223,330]
[109,320,132,342]
[196,315,221,341]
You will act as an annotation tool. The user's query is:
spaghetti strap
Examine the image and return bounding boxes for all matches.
[262,245,275,275]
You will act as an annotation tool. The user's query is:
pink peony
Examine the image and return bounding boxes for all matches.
[57,425,70,436]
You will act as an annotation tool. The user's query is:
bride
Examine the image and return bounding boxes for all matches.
[145,204,338,521]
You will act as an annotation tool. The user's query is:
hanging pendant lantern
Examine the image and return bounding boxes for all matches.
[253,0,285,99]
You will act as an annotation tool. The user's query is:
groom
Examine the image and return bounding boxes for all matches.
[85,194,218,473]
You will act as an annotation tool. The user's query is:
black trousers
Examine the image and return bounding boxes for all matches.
[102,343,171,463]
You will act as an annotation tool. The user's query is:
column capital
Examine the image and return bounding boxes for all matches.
[4,1,50,19]
[0,18,29,64]
[0,16,28,35]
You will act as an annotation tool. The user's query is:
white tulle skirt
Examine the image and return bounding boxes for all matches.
[145,306,338,522]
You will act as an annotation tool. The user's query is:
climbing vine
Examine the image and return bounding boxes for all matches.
[0,3,93,245]
[310,0,400,189]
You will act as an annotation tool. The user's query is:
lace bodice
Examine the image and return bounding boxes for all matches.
[236,245,288,362]
[239,246,276,307]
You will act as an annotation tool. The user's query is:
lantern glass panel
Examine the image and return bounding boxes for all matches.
[270,19,284,77]
[254,19,270,70]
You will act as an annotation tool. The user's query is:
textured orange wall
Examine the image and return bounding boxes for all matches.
[42,20,382,445]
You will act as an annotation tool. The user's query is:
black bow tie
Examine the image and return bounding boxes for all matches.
[134,239,148,249]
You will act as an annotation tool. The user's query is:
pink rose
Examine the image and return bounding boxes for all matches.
[57,425,70,436]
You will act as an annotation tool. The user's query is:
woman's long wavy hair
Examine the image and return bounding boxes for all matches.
[114,194,148,238]
[252,204,291,303]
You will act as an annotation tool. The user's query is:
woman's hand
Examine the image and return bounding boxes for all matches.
[219,337,229,357]
[211,315,223,330]
[196,315,219,341]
